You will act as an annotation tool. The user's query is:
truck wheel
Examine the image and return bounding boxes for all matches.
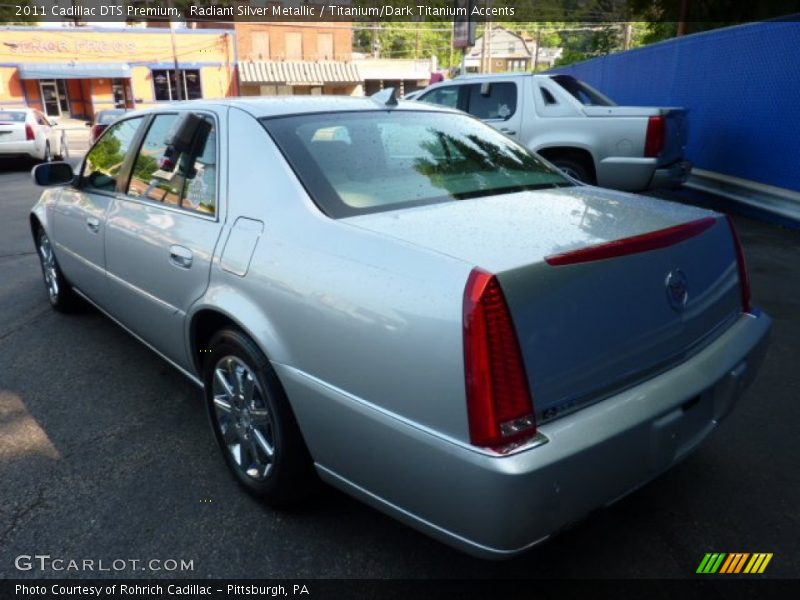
[551,157,594,184]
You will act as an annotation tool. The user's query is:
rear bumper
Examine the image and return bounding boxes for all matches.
[596,157,692,191]
[650,160,693,189]
[278,309,771,559]
[0,140,39,159]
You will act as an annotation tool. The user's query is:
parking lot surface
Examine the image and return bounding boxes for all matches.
[1,158,798,579]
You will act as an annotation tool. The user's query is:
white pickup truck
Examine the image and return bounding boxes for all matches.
[415,73,692,192]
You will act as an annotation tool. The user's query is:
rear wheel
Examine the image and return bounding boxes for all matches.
[36,227,79,312]
[204,328,315,507]
[550,156,595,185]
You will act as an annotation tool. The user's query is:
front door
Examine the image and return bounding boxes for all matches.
[104,111,222,369]
[53,116,146,307]
[39,81,60,117]
[56,79,70,116]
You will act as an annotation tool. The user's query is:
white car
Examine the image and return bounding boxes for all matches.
[0,108,65,162]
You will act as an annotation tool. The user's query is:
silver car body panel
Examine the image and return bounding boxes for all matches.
[30,97,770,558]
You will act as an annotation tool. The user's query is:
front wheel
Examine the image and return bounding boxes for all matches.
[204,328,315,507]
[36,228,80,312]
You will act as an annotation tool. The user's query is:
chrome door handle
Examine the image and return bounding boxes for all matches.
[86,217,100,233]
[169,245,193,269]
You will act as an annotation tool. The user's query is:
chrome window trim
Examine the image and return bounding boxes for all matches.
[117,110,222,223]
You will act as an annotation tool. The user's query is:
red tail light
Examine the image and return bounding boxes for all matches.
[25,124,35,141]
[463,269,536,450]
[726,216,752,313]
[546,217,717,266]
[90,125,104,143]
[644,115,665,158]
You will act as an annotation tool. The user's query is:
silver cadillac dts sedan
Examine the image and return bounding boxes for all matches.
[30,93,770,558]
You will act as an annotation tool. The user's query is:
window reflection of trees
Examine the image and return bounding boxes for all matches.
[413,129,560,199]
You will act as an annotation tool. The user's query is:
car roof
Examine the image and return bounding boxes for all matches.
[119,95,460,120]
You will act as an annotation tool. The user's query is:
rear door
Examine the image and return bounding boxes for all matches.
[464,81,523,141]
[53,116,146,307]
[104,111,224,369]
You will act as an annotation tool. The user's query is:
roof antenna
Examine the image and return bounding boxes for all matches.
[370,87,398,108]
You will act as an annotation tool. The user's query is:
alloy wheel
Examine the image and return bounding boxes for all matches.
[211,355,276,481]
[38,232,59,303]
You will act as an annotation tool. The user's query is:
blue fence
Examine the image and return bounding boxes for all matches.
[552,21,800,194]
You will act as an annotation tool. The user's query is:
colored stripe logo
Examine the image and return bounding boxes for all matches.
[697,553,773,574]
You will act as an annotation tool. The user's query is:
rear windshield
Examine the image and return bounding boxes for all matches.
[551,75,616,107]
[0,111,26,123]
[262,111,571,218]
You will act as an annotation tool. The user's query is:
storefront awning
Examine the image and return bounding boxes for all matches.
[238,61,362,86]
[18,63,132,80]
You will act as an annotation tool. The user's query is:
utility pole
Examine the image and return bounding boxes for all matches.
[533,28,541,71]
[677,0,691,36]
[486,20,493,73]
[623,23,633,50]
[167,0,182,100]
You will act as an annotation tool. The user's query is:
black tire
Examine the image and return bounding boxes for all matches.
[203,328,315,507]
[36,227,81,312]
[550,157,595,185]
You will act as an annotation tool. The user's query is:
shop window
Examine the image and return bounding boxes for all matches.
[152,69,202,102]
[127,113,217,216]
[252,32,270,59]
[286,32,302,60]
[318,33,334,60]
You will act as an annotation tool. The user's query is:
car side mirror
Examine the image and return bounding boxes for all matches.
[165,112,206,154]
[32,162,75,186]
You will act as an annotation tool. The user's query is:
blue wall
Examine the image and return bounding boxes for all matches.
[552,21,800,193]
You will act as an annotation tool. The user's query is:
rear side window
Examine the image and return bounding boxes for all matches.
[467,82,517,120]
[126,113,217,216]
[82,117,144,192]
[419,85,460,109]
[540,87,558,105]
[551,75,616,106]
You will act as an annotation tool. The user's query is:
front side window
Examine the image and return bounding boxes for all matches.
[263,111,570,218]
[467,82,517,120]
[152,69,202,101]
[127,113,217,216]
[419,85,461,109]
[82,117,145,192]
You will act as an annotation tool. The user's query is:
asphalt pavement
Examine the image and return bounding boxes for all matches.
[0,158,798,580]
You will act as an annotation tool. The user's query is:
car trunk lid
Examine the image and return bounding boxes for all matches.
[344,188,742,424]
[0,120,27,142]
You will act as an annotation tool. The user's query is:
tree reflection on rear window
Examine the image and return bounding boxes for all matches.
[262,111,572,218]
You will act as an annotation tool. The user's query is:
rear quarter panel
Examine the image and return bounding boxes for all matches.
[191,107,476,451]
